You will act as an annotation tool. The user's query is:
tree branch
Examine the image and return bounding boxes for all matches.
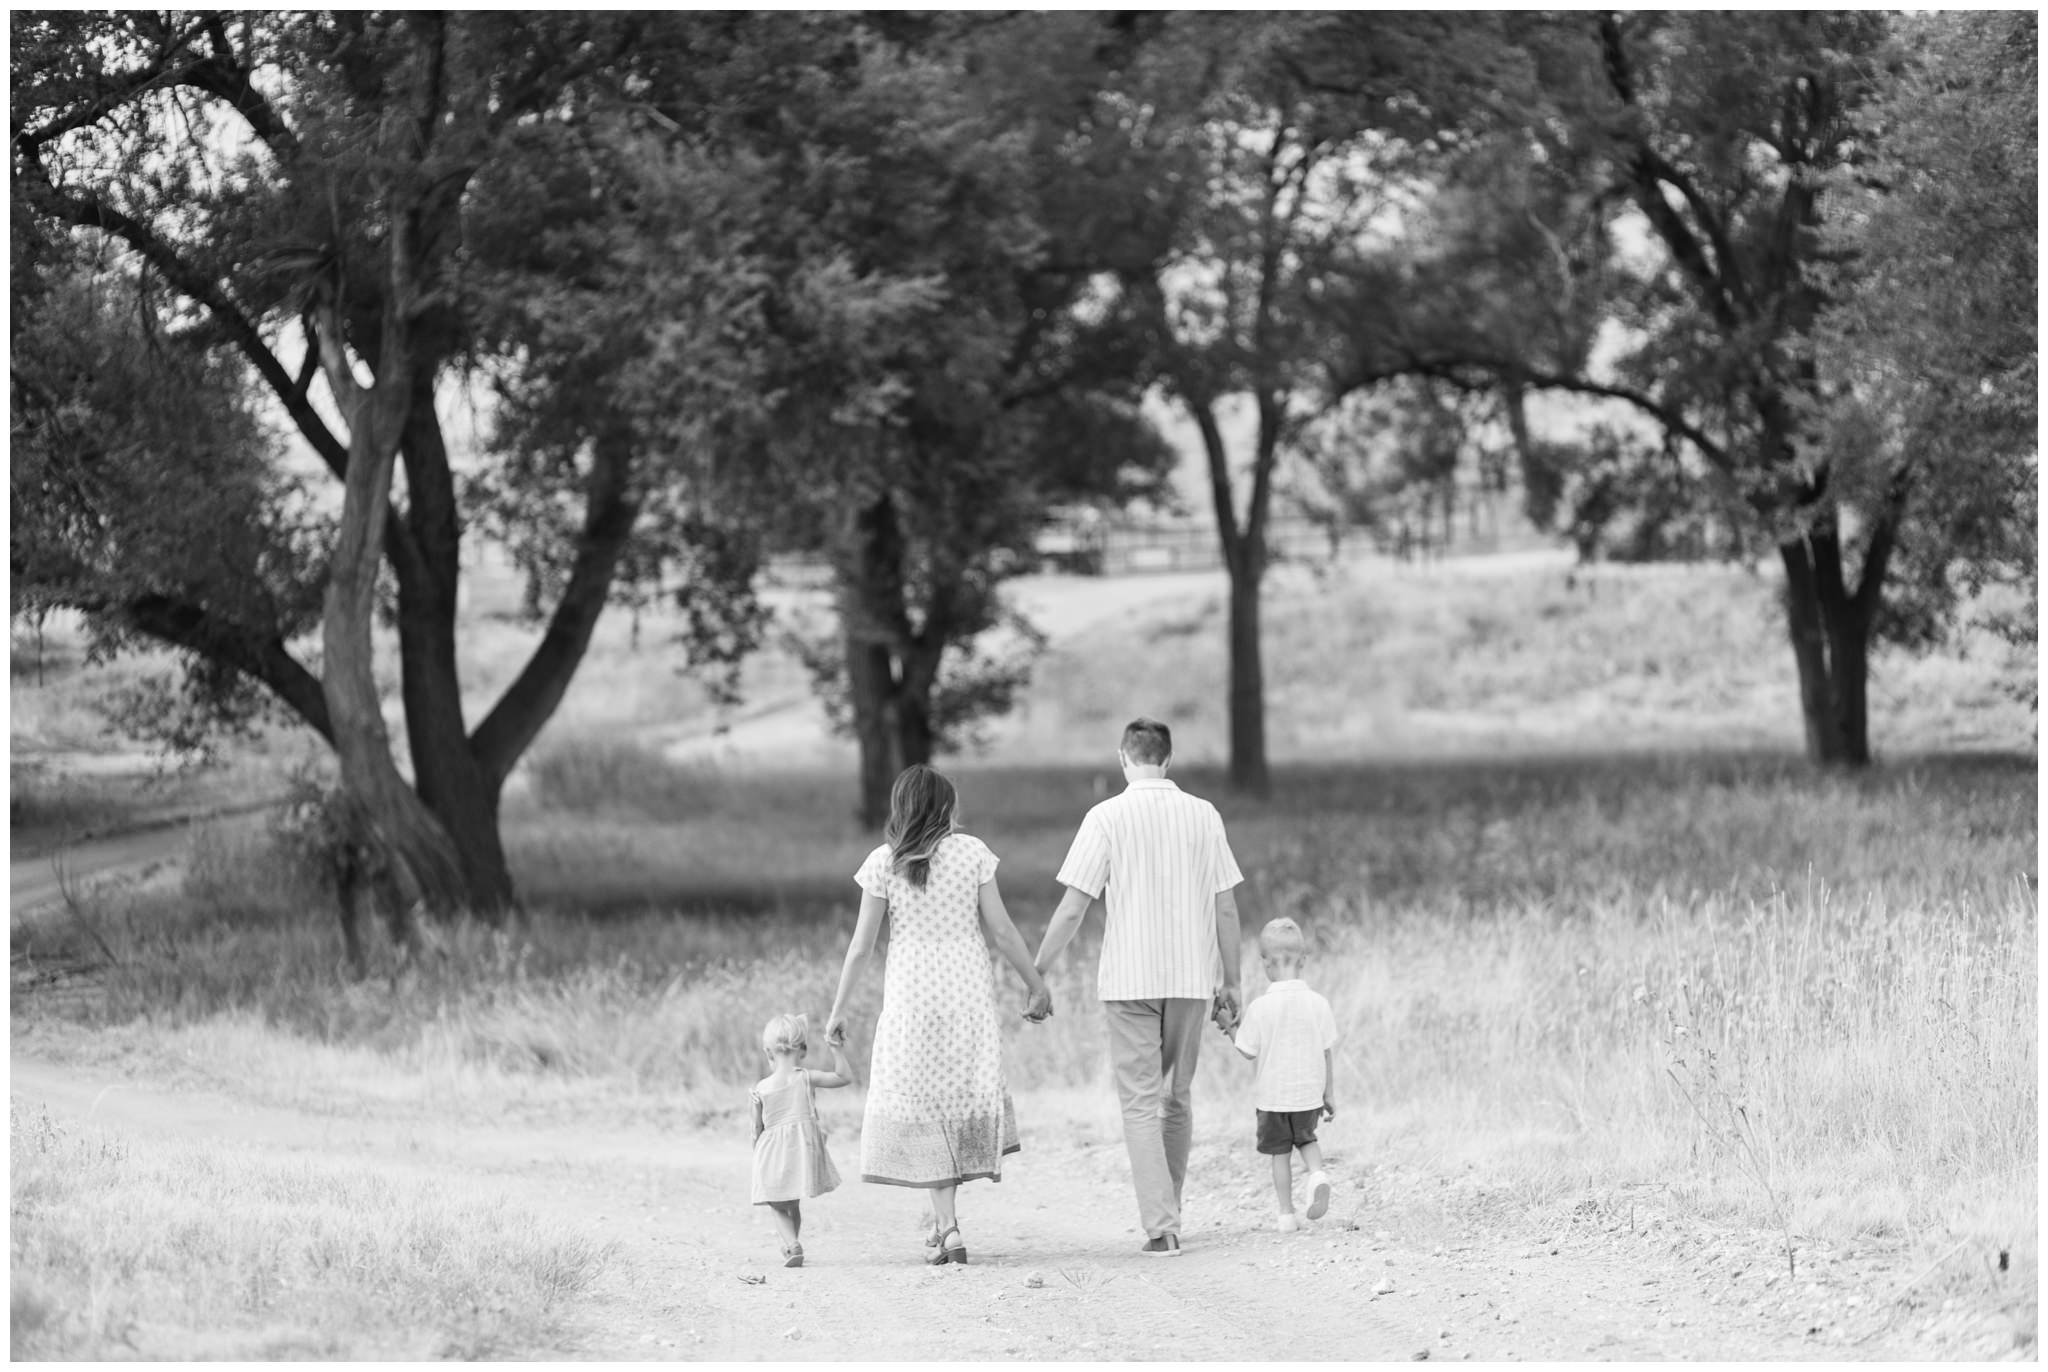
[116,593,334,745]
[1597,15,1744,329]
[179,52,301,158]
[17,166,351,477]
[13,21,205,147]
[1637,145,1750,313]
[1378,352,1738,481]
[469,431,644,786]
[1851,465,1913,621]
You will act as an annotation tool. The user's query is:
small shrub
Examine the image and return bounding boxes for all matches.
[182,822,325,928]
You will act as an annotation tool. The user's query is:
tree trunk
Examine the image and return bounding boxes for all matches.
[895,641,941,774]
[392,375,517,915]
[335,863,369,977]
[846,631,903,830]
[324,513,470,917]
[844,625,944,828]
[1187,396,1276,798]
[842,494,923,828]
[1226,556,1270,797]
[410,726,513,906]
[1825,611,1872,765]
[314,251,470,918]
[1777,535,1873,767]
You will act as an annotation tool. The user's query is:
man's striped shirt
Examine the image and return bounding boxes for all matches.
[1055,778,1244,1001]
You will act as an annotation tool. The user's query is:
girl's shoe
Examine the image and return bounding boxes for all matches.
[927,1224,968,1266]
[781,1242,804,1268]
[1276,1212,1301,1234]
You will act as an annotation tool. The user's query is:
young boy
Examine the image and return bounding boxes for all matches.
[1232,917,1338,1233]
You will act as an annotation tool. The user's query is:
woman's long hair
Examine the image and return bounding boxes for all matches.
[884,764,957,889]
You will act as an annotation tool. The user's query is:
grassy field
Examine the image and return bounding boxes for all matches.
[10,551,2038,1356]
[9,1103,609,1359]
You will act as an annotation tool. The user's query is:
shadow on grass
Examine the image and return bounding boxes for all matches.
[511,746,2035,923]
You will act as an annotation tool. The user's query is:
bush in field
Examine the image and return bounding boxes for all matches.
[183,824,327,930]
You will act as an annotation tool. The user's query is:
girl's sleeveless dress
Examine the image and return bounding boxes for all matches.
[853,832,1020,1187]
[750,1073,841,1204]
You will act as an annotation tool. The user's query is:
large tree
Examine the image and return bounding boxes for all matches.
[9,12,785,915]
[1330,12,2034,765]
[1809,11,2037,669]
[628,13,1179,825]
[1115,12,1514,795]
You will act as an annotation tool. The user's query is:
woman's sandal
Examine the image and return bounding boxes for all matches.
[782,1242,804,1269]
[926,1224,967,1266]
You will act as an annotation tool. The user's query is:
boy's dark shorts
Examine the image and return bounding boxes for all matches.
[1255,1107,1322,1155]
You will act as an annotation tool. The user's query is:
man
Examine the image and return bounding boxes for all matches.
[1034,717,1245,1257]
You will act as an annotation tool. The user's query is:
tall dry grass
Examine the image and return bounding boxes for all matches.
[8,1104,609,1360]
[11,557,2035,1297]
[14,751,2032,1254]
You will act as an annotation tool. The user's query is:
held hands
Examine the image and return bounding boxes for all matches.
[1210,985,1242,1037]
[824,1015,849,1049]
[1022,983,1054,1024]
[1322,1095,1337,1122]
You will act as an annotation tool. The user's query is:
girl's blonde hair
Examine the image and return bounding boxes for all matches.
[761,1012,808,1056]
[884,764,957,889]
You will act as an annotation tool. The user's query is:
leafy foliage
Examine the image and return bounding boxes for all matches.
[1811,11,2038,655]
[613,15,1184,806]
[1312,12,2034,760]
[10,261,328,749]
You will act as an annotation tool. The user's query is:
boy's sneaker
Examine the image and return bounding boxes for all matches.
[1304,1171,1332,1221]
[1276,1212,1301,1234]
[1139,1234,1183,1257]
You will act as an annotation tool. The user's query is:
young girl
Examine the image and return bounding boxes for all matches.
[751,1012,853,1268]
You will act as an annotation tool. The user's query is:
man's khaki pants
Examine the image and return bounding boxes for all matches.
[1103,997,1207,1240]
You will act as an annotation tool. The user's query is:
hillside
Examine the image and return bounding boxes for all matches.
[989,551,2036,765]
[12,550,2034,860]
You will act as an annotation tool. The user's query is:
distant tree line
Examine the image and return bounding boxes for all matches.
[11,12,2034,921]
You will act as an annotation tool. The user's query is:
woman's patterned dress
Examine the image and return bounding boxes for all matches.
[853,833,1020,1187]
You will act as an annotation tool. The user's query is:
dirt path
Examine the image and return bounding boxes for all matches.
[9,797,285,917]
[11,827,198,917]
[10,1053,1978,1362]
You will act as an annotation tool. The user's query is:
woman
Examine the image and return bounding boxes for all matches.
[825,764,1053,1265]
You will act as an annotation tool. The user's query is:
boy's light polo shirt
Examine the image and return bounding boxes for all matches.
[1234,979,1339,1112]
[1055,778,1243,1001]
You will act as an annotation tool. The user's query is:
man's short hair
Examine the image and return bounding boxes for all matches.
[1259,917,1305,957]
[1120,717,1172,765]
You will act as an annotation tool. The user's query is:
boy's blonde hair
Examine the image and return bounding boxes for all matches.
[761,1012,809,1056]
[1258,917,1307,958]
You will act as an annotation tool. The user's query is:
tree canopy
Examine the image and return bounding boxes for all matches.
[11,9,2035,920]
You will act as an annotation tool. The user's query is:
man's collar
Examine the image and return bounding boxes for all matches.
[1126,778,1180,791]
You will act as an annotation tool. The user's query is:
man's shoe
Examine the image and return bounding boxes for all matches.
[1305,1171,1332,1221]
[1139,1234,1183,1257]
